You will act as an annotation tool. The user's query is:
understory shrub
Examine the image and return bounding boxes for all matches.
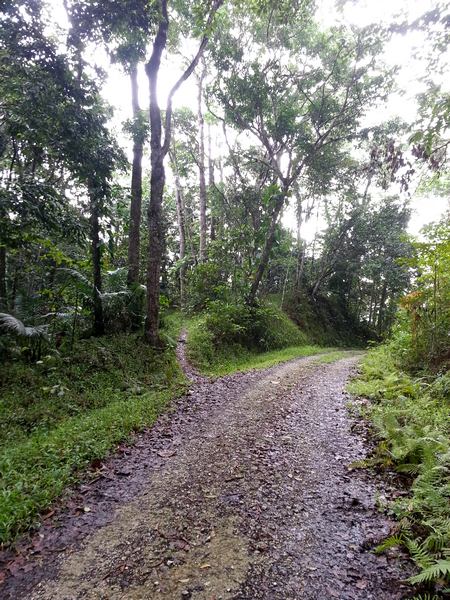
[349,346,450,593]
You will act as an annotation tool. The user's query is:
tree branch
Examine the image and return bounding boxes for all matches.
[162,0,224,156]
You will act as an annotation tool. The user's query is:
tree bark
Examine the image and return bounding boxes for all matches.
[295,195,304,290]
[170,149,187,308]
[144,2,168,345]
[90,196,105,336]
[377,280,388,335]
[197,63,207,262]
[127,64,144,288]
[247,193,285,305]
[208,122,216,241]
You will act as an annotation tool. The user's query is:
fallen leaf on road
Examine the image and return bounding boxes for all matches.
[157,449,176,458]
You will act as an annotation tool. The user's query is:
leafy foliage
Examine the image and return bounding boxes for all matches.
[350,222,450,593]
[186,300,309,371]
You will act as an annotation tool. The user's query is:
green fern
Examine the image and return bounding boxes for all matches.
[405,538,435,570]
[375,534,404,553]
[409,560,450,585]
[397,462,421,475]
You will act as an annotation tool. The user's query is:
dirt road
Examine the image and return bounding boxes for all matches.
[1,348,412,599]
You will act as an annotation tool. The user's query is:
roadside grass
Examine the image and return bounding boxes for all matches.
[185,313,358,377]
[312,350,363,364]
[348,346,450,590]
[0,330,187,546]
[190,343,339,377]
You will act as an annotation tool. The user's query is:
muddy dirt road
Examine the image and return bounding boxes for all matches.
[2,349,412,599]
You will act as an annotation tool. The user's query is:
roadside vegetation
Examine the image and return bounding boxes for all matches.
[184,300,361,376]
[350,217,450,595]
[0,332,186,545]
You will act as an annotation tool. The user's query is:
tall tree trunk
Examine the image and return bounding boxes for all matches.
[90,196,105,336]
[0,245,7,310]
[247,193,285,305]
[143,0,223,344]
[197,64,207,262]
[171,150,187,308]
[377,280,388,335]
[295,195,304,290]
[127,64,144,288]
[208,122,216,242]
[144,3,168,346]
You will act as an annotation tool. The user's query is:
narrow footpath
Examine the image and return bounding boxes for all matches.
[1,341,412,599]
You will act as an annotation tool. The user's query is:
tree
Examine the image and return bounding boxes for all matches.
[143,0,224,345]
[61,0,154,335]
[0,0,123,335]
[197,61,208,262]
[211,6,393,303]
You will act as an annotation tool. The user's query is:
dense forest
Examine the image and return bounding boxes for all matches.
[0,0,449,597]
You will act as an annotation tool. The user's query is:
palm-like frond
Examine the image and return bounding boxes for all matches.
[0,313,48,339]
[56,268,94,296]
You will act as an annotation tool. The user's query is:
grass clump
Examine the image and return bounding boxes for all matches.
[349,345,450,591]
[0,332,186,545]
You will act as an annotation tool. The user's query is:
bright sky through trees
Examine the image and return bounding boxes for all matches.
[46,0,449,241]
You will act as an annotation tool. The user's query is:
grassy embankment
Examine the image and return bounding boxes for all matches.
[0,315,186,546]
[184,300,351,376]
[349,346,450,591]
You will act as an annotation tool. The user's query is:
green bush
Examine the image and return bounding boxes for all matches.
[186,263,229,312]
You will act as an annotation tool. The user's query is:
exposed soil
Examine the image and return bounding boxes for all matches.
[1,341,413,599]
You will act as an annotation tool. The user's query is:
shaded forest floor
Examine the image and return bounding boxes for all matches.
[1,341,414,599]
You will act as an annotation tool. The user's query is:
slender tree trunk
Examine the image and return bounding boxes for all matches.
[247,193,285,305]
[143,0,222,344]
[295,196,304,290]
[208,122,216,241]
[90,196,105,336]
[368,285,374,325]
[377,280,388,335]
[145,155,165,345]
[197,64,207,262]
[171,150,187,308]
[0,245,7,310]
[127,64,144,288]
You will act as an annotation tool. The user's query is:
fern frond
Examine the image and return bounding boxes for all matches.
[100,291,131,301]
[409,559,450,585]
[405,538,435,569]
[0,312,26,335]
[56,268,93,295]
[0,313,47,339]
[397,463,421,475]
[375,535,404,553]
